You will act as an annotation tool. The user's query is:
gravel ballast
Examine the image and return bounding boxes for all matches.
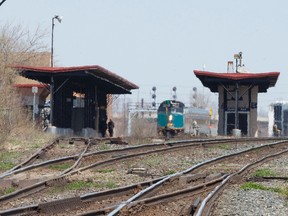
[210,154,288,216]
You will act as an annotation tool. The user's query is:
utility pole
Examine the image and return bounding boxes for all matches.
[233,52,243,129]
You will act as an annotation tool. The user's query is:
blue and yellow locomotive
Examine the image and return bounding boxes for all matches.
[157,100,185,137]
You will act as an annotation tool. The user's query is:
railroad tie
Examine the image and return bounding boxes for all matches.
[178,196,201,216]
[38,197,83,214]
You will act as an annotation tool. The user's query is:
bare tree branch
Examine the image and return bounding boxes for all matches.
[0,22,49,143]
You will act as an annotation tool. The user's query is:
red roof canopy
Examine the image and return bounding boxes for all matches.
[193,70,280,92]
[13,65,139,94]
[13,83,48,88]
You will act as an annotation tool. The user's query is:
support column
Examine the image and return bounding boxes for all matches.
[235,82,239,129]
[50,76,54,125]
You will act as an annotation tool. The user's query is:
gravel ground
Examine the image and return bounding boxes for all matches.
[210,154,288,216]
[2,138,287,215]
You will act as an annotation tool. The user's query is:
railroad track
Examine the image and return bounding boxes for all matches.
[0,137,278,179]
[98,139,288,215]
[0,137,287,215]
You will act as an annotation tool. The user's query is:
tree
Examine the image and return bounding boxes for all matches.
[0,23,48,144]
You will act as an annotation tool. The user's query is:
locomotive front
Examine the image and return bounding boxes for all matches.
[157,100,185,137]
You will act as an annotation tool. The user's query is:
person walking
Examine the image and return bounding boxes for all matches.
[192,120,198,136]
[108,119,115,137]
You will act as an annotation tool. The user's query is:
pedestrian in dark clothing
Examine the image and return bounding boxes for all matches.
[108,119,115,137]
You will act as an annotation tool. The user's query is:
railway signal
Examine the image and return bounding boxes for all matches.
[152,86,156,107]
[172,86,177,100]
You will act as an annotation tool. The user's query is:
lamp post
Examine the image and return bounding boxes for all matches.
[51,15,62,67]
[50,15,62,125]
[233,52,242,130]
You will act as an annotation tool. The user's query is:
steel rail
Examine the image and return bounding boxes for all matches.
[0,138,209,180]
[60,139,92,176]
[0,141,285,215]
[0,178,164,215]
[106,140,288,215]
[122,174,229,208]
[0,139,284,203]
[0,137,90,179]
[0,137,280,179]
[70,138,282,175]
[0,139,59,178]
[0,138,286,213]
[196,148,288,216]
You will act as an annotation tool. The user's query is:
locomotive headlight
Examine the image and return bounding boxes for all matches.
[168,114,173,122]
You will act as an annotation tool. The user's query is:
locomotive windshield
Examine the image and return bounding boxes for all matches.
[158,100,184,113]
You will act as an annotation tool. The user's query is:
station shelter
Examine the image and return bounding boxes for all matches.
[194,70,280,137]
[14,65,139,137]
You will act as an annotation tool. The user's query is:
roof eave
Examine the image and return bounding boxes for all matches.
[194,70,280,93]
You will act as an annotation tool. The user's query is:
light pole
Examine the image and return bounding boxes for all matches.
[50,15,62,125]
[51,15,62,67]
[233,52,242,130]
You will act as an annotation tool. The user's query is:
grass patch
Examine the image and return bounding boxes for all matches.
[180,159,195,166]
[282,186,288,197]
[0,151,20,161]
[6,130,55,150]
[213,144,231,150]
[58,143,67,149]
[0,187,16,196]
[241,182,270,190]
[98,144,111,151]
[48,163,71,171]
[0,152,19,171]
[145,156,162,167]
[241,182,288,197]
[51,180,118,193]
[253,168,276,177]
[105,181,117,189]
[0,161,15,171]
[65,181,98,190]
[97,169,115,173]
[164,170,176,175]
[31,143,41,148]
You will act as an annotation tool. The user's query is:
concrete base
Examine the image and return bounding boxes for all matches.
[232,129,241,137]
[47,126,97,137]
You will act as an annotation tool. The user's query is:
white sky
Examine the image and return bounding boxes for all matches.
[1,0,288,114]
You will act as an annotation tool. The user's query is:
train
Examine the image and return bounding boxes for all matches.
[157,99,212,137]
[157,100,185,137]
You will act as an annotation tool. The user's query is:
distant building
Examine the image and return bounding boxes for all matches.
[13,52,51,115]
